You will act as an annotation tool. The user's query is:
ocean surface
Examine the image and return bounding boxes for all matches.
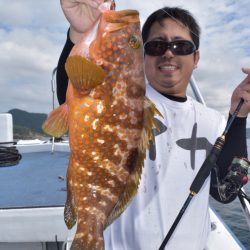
[210,139,250,249]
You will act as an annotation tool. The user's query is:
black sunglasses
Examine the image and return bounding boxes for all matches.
[144,40,196,56]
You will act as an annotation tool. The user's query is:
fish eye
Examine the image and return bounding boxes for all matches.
[128,35,141,49]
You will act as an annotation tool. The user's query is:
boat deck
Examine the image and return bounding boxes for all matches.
[0,151,69,209]
[0,144,247,249]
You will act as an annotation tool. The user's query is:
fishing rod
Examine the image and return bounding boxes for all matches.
[159,98,245,250]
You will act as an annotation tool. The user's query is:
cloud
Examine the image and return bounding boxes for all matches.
[0,0,249,127]
[0,0,68,114]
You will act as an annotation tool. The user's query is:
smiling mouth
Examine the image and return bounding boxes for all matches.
[158,65,177,71]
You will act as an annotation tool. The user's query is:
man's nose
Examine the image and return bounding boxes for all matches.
[162,47,174,58]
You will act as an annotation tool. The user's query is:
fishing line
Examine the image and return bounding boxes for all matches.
[159,8,200,40]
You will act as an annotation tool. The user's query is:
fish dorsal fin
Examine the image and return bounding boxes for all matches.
[42,103,69,138]
[65,55,106,91]
[104,97,162,228]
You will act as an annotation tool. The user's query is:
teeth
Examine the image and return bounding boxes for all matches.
[160,66,176,70]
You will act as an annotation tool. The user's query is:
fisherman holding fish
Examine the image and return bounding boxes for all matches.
[54,0,250,249]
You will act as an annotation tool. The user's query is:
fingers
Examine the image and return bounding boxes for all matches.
[242,67,250,74]
[230,67,250,117]
[76,0,104,8]
[239,67,250,88]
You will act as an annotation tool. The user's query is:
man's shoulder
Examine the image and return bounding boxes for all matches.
[191,97,224,118]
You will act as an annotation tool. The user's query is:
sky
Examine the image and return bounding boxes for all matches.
[0,0,250,125]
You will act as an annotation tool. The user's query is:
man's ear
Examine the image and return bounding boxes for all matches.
[193,50,200,68]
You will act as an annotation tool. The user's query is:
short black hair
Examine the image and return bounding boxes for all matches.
[142,7,201,49]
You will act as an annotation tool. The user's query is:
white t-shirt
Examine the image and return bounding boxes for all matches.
[104,84,226,250]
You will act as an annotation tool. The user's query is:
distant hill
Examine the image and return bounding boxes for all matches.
[5,108,250,139]
[8,109,48,139]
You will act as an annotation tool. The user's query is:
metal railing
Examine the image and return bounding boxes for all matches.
[50,67,57,154]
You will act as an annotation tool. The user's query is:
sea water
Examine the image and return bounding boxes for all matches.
[210,139,250,249]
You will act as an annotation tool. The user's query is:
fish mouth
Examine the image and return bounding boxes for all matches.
[103,9,139,23]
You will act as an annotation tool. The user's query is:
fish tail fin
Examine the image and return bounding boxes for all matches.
[71,217,104,250]
[65,55,106,92]
[42,103,69,138]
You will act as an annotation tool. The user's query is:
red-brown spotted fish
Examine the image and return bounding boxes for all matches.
[42,2,161,250]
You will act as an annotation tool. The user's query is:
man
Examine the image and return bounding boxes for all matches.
[56,1,250,249]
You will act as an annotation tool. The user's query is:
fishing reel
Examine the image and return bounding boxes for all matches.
[218,156,250,202]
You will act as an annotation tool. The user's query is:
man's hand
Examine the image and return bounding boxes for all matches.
[230,67,250,117]
[60,0,104,43]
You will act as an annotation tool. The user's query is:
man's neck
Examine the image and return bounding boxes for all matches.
[160,92,187,102]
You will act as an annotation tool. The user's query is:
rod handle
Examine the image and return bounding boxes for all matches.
[190,135,225,194]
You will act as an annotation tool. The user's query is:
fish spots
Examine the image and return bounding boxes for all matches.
[129,111,138,124]
[113,80,126,97]
[107,179,115,187]
[75,232,85,239]
[119,113,127,120]
[82,101,90,108]
[84,115,90,122]
[97,138,105,144]
[93,156,100,161]
[91,186,97,197]
[99,200,107,207]
[127,83,144,98]
[98,160,128,183]
[64,9,146,250]
[103,125,113,132]
[116,128,141,148]
[102,32,107,38]
[86,183,118,203]
[97,102,104,114]
[92,118,99,130]
[87,234,93,243]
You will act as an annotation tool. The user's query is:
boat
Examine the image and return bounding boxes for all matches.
[0,71,249,250]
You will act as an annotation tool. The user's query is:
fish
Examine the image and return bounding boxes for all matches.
[42,2,161,250]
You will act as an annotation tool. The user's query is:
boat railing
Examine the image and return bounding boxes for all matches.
[50,67,57,154]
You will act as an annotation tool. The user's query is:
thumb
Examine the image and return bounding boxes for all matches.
[242,67,250,74]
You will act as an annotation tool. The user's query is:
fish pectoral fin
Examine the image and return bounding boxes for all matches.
[104,170,141,229]
[65,55,106,91]
[42,103,69,138]
[104,148,146,229]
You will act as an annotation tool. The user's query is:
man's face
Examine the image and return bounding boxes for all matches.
[144,18,200,97]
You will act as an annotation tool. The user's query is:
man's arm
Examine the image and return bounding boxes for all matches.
[56,0,104,104]
[56,30,73,104]
[210,115,248,203]
[210,68,250,203]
